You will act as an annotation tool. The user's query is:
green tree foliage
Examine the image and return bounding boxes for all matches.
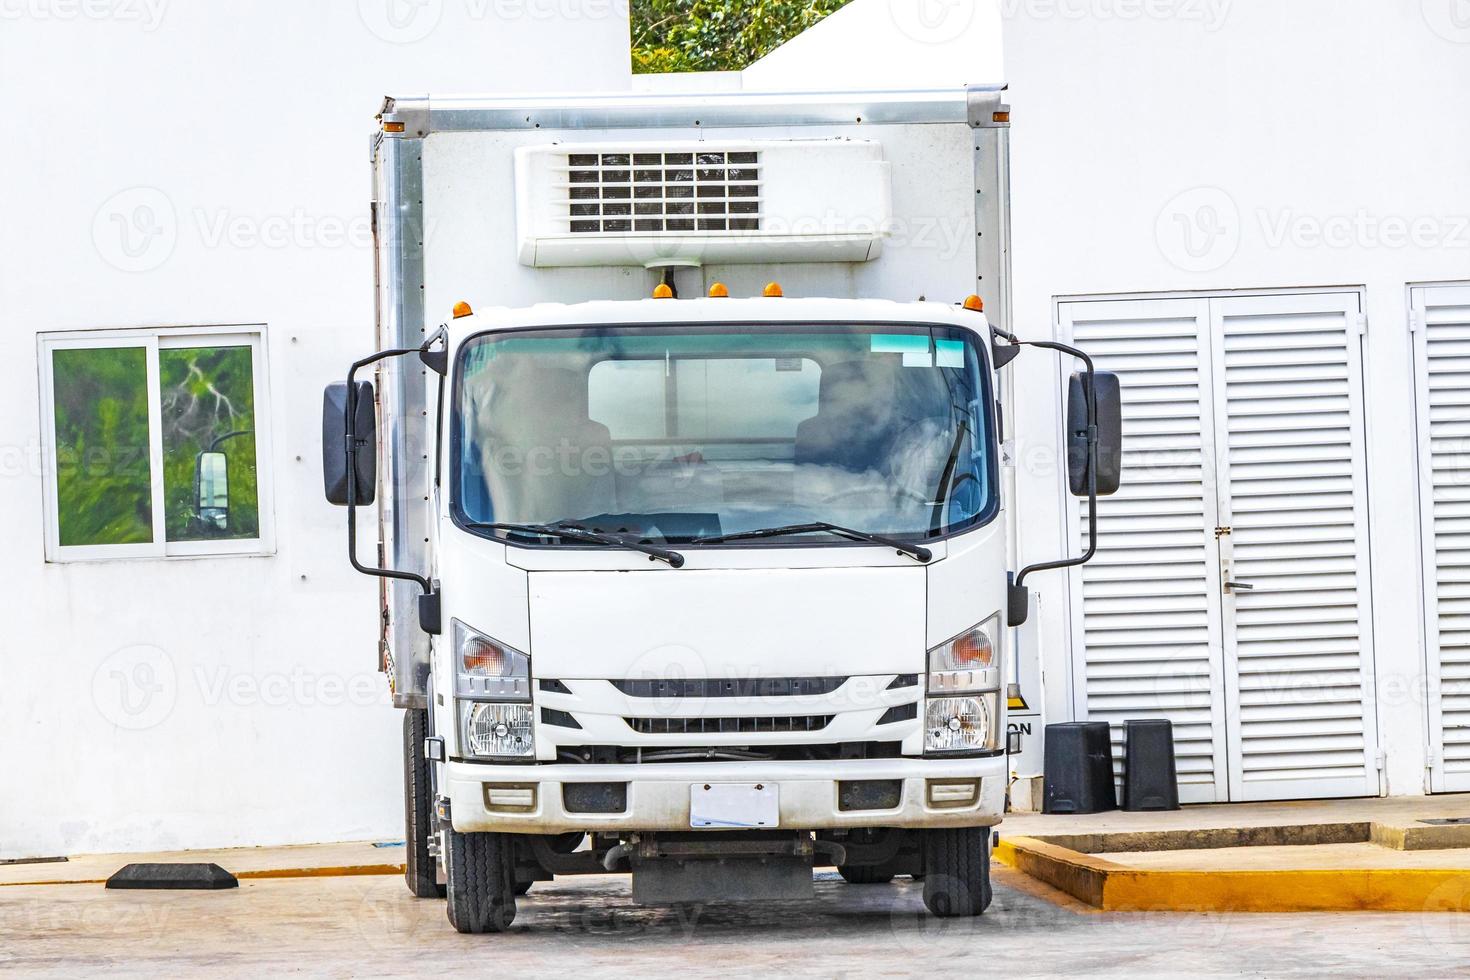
[159,346,259,541]
[631,0,854,73]
[50,343,259,548]
[52,347,154,547]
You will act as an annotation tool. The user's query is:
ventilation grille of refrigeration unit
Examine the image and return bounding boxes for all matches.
[515,140,890,268]
[567,150,761,234]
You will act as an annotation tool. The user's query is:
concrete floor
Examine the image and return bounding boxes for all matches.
[4,868,1468,978]
[0,841,401,887]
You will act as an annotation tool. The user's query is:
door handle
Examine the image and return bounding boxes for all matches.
[1225,581,1254,594]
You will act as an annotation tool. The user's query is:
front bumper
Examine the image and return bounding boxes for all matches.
[444,754,1006,835]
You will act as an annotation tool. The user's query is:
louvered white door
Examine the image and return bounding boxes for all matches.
[1210,293,1379,801]
[1062,291,1379,803]
[1061,298,1230,804]
[1413,284,1470,793]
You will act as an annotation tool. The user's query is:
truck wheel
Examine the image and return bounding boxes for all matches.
[921,827,991,917]
[444,829,518,934]
[403,708,445,899]
[838,865,894,884]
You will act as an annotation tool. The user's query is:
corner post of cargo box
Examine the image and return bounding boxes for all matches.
[372,95,436,709]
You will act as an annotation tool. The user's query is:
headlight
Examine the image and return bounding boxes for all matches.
[925,694,999,753]
[925,616,1002,754]
[453,620,534,759]
[461,702,535,759]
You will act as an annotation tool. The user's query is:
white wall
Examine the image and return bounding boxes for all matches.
[1002,0,1470,797]
[0,2,630,860]
[6,0,1466,862]
[744,0,1003,89]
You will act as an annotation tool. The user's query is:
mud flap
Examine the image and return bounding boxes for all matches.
[629,833,815,904]
[633,855,814,904]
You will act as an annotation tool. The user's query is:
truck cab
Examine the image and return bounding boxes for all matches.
[444,296,1004,918]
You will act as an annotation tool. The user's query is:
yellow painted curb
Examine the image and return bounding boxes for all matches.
[996,836,1470,913]
[237,864,405,880]
[1104,868,1470,913]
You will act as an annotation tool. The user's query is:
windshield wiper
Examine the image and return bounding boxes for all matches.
[465,521,686,568]
[690,522,932,563]
[931,419,970,536]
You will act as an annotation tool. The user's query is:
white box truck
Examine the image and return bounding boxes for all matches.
[321,86,1122,933]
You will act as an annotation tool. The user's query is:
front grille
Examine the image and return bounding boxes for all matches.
[557,741,903,764]
[566,150,761,234]
[624,714,833,735]
[540,707,581,729]
[876,703,918,726]
[612,677,847,699]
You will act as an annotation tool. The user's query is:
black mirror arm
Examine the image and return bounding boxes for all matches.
[419,324,449,376]
[990,324,1022,370]
[205,429,254,452]
[345,346,433,598]
[1007,339,1100,626]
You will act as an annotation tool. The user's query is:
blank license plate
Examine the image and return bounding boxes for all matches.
[689,782,779,829]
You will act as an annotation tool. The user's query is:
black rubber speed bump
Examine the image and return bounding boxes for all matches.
[106,863,238,890]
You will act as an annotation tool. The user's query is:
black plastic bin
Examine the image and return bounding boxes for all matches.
[1122,719,1180,812]
[1042,721,1117,814]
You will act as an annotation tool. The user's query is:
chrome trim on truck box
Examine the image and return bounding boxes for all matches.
[378,85,1010,136]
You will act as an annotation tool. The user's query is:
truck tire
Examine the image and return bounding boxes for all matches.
[921,827,991,917]
[838,865,895,884]
[403,708,445,899]
[444,829,518,934]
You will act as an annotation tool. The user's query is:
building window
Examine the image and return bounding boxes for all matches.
[39,327,272,561]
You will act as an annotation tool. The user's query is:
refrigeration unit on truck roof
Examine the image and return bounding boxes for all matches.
[514,139,892,267]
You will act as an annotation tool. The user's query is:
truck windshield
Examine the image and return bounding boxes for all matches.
[451,323,996,547]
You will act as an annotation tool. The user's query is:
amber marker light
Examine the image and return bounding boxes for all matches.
[950,628,996,669]
[452,301,473,319]
[652,283,674,299]
[963,295,984,312]
[461,637,507,676]
[708,282,730,298]
[763,282,784,297]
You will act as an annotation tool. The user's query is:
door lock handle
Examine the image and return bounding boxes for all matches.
[1225,581,1254,594]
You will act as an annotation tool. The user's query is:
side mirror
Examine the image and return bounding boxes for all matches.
[322,380,376,506]
[195,451,230,530]
[1066,371,1122,497]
